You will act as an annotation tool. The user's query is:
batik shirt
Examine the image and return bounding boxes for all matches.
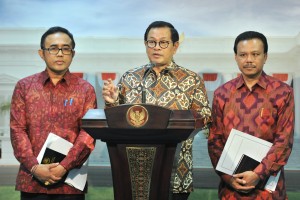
[208,71,294,199]
[106,62,212,193]
[10,70,97,194]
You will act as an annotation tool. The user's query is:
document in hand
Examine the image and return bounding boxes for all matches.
[216,128,280,191]
[37,133,88,191]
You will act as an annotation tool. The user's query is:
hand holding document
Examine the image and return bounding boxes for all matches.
[216,129,280,191]
[37,133,88,191]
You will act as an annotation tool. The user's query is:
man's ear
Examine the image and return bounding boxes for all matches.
[234,54,238,63]
[173,41,179,54]
[38,49,45,60]
[72,50,75,58]
[263,53,268,63]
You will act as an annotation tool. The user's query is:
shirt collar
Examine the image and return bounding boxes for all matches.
[161,62,176,76]
[41,69,71,86]
[236,71,268,90]
[165,61,175,69]
[144,61,175,78]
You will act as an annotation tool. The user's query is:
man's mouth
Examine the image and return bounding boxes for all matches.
[56,60,64,65]
[244,64,255,68]
[153,53,162,57]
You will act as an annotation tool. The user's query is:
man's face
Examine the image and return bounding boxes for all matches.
[145,27,178,68]
[38,32,75,76]
[235,38,267,80]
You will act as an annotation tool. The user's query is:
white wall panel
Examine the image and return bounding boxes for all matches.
[0,29,299,165]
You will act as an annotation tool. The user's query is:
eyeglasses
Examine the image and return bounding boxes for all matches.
[146,40,171,49]
[42,46,73,55]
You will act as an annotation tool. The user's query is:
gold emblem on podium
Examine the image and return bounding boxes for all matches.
[126,105,149,127]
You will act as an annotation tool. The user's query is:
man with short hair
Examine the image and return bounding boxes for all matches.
[102,21,212,200]
[208,31,294,199]
[10,26,97,200]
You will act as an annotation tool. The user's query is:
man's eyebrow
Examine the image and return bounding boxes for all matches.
[49,44,71,47]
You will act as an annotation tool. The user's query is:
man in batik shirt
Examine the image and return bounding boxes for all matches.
[102,21,211,200]
[10,26,97,200]
[208,31,294,199]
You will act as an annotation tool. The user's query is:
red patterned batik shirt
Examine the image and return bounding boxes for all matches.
[10,70,97,194]
[208,71,294,199]
[106,62,212,193]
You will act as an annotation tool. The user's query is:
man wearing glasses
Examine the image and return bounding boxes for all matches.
[10,26,97,200]
[102,21,212,200]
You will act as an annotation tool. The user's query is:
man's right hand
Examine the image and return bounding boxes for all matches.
[33,163,61,185]
[230,171,257,193]
[102,79,118,104]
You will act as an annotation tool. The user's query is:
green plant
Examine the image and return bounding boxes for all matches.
[0,102,11,113]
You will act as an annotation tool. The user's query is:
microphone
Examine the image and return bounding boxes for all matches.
[142,62,155,103]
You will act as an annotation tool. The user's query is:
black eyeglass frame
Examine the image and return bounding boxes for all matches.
[145,40,173,49]
[42,47,74,55]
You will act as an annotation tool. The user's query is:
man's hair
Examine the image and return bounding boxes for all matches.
[40,26,75,49]
[233,31,268,54]
[144,21,179,43]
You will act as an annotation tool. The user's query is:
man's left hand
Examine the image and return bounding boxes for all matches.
[49,164,67,183]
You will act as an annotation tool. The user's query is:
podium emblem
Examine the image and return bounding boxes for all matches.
[126,105,149,127]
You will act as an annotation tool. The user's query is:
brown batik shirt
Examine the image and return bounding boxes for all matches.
[106,62,212,193]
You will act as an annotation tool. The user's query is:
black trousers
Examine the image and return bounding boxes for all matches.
[172,192,190,200]
[21,192,85,200]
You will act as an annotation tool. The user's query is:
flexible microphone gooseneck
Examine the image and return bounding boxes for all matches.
[142,62,155,103]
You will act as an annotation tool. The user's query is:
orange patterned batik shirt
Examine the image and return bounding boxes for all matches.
[208,71,294,200]
[10,70,97,194]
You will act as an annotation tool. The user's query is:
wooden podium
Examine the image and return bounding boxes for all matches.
[81,104,203,200]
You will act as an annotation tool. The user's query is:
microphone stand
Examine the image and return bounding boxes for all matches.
[142,63,155,103]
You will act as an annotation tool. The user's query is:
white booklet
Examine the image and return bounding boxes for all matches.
[216,128,280,191]
[37,133,88,191]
